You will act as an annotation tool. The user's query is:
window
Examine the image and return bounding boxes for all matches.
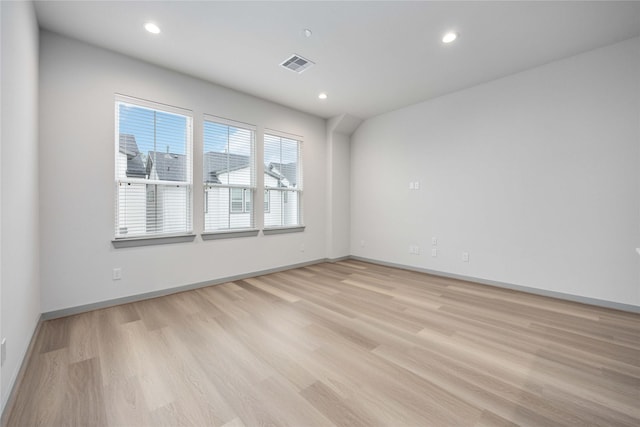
[264,131,303,228]
[203,116,255,231]
[229,188,252,214]
[264,190,270,213]
[115,96,192,239]
[230,188,244,213]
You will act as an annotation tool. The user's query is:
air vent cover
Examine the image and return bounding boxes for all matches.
[280,54,315,73]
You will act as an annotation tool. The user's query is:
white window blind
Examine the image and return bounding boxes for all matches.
[203,116,256,231]
[115,96,193,239]
[264,131,303,228]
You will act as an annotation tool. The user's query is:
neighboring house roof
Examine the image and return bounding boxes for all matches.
[203,152,250,184]
[147,151,187,182]
[264,168,288,185]
[118,134,146,178]
[268,162,297,186]
[201,152,297,188]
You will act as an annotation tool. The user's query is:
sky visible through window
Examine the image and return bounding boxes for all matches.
[119,103,298,169]
[203,122,298,166]
[203,121,252,156]
[119,104,188,162]
[264,134,299,167]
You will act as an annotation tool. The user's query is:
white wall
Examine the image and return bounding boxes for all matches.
[39,31,327,313]
[1,0,41,412]
[351,37,640,307]
[326,131,351,259]
[325,114,361,260]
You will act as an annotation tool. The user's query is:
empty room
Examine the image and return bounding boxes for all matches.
[1,1,639,426]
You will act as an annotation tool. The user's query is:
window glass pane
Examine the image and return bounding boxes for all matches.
[264,189,282,228]
[204,186,232,230]
[117,182,147,236]
[118,104,189,182]
[263,189,301,228]
[280,138,299,188]
[203,122,253,186]
[283,190,299,226]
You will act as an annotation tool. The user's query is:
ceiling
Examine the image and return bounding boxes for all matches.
[34,1,640,120]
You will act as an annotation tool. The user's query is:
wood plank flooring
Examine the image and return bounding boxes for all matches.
[4,260,640,426]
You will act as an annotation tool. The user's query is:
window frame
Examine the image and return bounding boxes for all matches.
[114,94,193,243]
[203,115,256,232]
[263,130,304,230]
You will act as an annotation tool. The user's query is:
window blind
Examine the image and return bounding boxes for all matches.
[203,116,256,231]
[115,95,193,238]
[264,131,303,228]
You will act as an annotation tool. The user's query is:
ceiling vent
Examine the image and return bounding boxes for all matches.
[280,54,315,73]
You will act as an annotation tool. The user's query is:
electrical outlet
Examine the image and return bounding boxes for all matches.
[462,252,469,262]
[414,181,420,190]
[431,248,437,257]
[1,338,6,367]
[300,243,305,252]
[112,268,122,280]
[360,240,365,248]
[432,237,437,246]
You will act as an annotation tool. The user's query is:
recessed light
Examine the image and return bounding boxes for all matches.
[318,92,328,100]
[145,22,161,34]
[442,32,458,43]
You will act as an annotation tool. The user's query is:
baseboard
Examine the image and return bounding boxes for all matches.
[349,256,640,314]
[327,255,351,263]
[43,254,640,320]
[1,314,43,427]
[42,258,332,320]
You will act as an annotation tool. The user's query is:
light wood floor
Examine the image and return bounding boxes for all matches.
[4,260,640,426]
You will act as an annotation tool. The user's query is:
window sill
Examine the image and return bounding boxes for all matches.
[112,233,196,248]
[201,229,260,240]
[263,226,305,235]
